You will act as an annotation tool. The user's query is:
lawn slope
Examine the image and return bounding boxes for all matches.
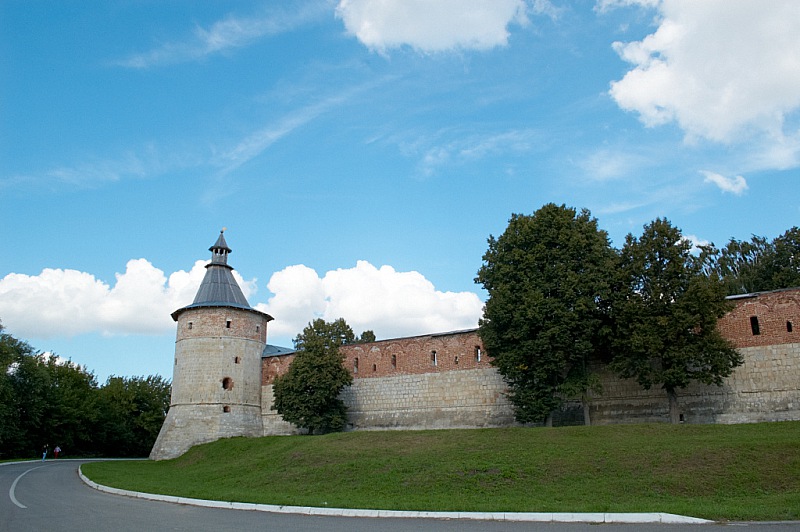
[82,422,800,521]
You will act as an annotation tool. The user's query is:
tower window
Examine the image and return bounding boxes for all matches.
[222,377,233,390]
[788,321,794,333]
[256,325,260,333]
[234,356,240,364]
[750,316,761,335]
[226,320,232,329]
[223,406,231,413]
[354,358,359,374]
[391,355,396,369]
[372,363,377,372]
[431,350,437,366]
[475,346,481,362]
[454,355,459,365]
[188,322,193,330]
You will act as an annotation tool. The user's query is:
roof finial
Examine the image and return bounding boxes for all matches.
[221,227,227,233]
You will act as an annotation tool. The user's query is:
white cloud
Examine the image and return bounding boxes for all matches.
[0,259,483,348]
[335,0,535,54]
[607,0,800,144]
[701,170,748,195]
[0,259,252,338]
[115,3,328,68]
[256,261,484,343]
[683,234,710,254]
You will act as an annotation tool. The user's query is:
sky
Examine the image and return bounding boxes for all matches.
[1,0,799,382]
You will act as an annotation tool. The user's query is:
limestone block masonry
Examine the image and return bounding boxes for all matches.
[151,306,270,459]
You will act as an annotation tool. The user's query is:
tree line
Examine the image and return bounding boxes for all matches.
[0,323,170,459]
[476,204,799,426]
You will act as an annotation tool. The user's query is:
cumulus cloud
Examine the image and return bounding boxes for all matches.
[0,259,483,347]
[701,170,748,195]
[0,259,245,338]
[256,261,484,342]
[335,0,543,54]
[607,0,800,144]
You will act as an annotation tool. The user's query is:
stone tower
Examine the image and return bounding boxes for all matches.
[150,230,273,460]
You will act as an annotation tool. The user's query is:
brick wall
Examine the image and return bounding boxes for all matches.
[261,289,800,434]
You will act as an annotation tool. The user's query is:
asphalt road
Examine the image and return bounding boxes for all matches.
[1,459,796,531]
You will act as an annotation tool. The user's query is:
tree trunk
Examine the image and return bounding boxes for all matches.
[582,399,592,426]
[667,389,680,424]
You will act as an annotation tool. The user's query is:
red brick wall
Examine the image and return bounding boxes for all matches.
[717,289,800,349]
[261,329,488,385]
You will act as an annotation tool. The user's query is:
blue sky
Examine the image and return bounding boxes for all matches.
[2,0,799,382]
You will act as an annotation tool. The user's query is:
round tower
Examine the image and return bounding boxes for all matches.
[150,230,272,460]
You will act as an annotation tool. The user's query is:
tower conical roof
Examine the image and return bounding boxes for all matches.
[171,230,271,321]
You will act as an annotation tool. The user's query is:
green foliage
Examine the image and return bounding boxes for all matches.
[0,322,170,459]
[273,319,356,434]
[475,204,616,424]
[84,422,800,521]
[97,375,171,457]
[704,226,800,294]
[610,219,743,421]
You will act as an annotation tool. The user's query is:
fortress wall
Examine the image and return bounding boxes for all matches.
[261,289,800,434]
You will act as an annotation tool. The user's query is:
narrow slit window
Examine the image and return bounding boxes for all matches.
[234,356,240,364]
[372,363,377,372]
[354,358,359,374]
[475,346,482,362]
[188,322,193,330]
[391,355,396,369]
[787,321,793,333]
[431,350,437,366]
[454,355,459,365]
[256,325,260,333]
[226,320,232,329]
[750,316,761,335]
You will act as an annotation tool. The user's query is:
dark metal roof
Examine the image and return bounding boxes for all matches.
[262,344,296,358]
[171,230,272,321]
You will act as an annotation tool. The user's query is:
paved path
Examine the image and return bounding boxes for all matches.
[2,459,797,531]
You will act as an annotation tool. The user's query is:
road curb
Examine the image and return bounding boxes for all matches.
[77,465,712,524]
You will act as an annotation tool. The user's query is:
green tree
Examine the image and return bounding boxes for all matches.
[272,318,357,434]
[97,375,171,457]
[611,219,743,423]
[770,227,800,289]
[0,322,34,457]
[708,235,773,294]
[475,204,616,425]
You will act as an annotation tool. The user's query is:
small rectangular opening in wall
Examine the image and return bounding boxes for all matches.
[788,321,794,333]
[354,358,359,374]
[431,350,437,366]
[226,320,232,329]
[750,316,761,335]
[188,322,193,330]
[234,356,240,364]
[372,363,377,372]
[223,406,230,413]
[391,354,396,369]
[454,355,459,365]
[475,346,481,362]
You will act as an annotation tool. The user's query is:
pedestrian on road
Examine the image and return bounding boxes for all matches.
[54,445,61,458]
[42,444,48,461]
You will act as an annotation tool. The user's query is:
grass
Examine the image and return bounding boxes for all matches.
[81,421,800,521]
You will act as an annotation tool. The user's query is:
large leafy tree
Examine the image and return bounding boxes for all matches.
[704,226,800,295]
[96,375,171,457]
[611,219,743,423]
[475,204,616,425]
[271,318,360,434]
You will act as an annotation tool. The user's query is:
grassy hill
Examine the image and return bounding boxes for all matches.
[82,421,800,521]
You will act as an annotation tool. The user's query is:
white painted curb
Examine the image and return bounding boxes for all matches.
[77,465,712,524]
